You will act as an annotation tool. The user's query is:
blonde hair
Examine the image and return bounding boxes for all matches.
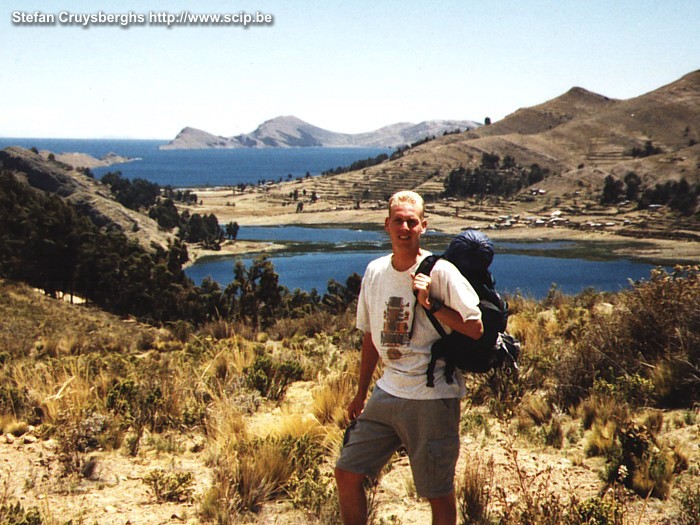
[388,191,425,218]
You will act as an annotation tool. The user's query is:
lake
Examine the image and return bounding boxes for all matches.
[185,226,667,299]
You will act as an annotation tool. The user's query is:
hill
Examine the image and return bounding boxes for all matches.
[160,116,480,149]
[277,71,700,204]
[0,146,171,250]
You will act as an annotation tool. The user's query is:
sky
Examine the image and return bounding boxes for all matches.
[2,0,699,139]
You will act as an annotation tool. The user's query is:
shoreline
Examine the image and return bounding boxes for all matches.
[182,187,699,267]
[185,240,287,267]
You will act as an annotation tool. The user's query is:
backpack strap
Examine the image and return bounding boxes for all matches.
[412,254,448,388]
[411,254,448,339]
[414,254,440,279]
[423,303,447,338]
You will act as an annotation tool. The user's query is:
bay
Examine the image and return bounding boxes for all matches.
[0,138,390,187]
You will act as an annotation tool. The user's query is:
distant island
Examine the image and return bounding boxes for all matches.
[39,150,137,169]
[160,115,480,150]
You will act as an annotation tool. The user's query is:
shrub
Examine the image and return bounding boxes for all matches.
[0,501,43,525]
[144,469,195,503]
[577,393,628,431]
[244,353,304,401]
[519,394,553,426]
[642,410,664,435]
[0,416,29,437]
[676,485,700,525]
[197,319,236,340]
[572,496,625,525]
[461,411,492,438]
[556,267,700,408]
[106,378,164,455]
[585,419,618,457]
[55,411,119,477]
[312,372,355,428]
[544,415,564,449]
[606,422,687,500]
[0,386,29,422]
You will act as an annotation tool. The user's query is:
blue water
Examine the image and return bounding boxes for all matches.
[0,138,668,298]
[491,254,658,298]
[0,138,390,187]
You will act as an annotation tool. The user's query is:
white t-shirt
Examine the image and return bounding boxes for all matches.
[356,252,481,400]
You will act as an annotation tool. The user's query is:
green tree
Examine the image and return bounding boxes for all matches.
[601,175,624,204]
[528,164,546,185]
[0,171,214,324]
[624,172,642,201]
[480,152,500,170]
[252,256,282,328]
[102,172,161,210]
[223,257,283,328]
[501,155,516,169]
[149,198,182,230]
[225,221,240,240]
[322,272,362,314]
[669,178,698,216]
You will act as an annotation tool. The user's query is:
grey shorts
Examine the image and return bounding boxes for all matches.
[335,387,461,499]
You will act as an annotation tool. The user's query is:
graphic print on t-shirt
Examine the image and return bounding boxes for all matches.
[381,296,411,358]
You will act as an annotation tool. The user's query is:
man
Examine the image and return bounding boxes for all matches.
[335,190,483,525]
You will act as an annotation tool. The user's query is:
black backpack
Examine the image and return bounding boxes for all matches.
[415,230,520,387]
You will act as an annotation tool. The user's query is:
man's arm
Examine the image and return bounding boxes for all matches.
[413,272,484,340]
[347,331,379,420]
[430,304,483,339]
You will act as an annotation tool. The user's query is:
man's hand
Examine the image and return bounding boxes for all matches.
[347,393,366,420]
[412,272,432,309]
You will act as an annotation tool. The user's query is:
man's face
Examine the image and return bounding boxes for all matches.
[385,203,427,251]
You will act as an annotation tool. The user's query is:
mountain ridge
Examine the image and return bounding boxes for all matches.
[280,70,700,203]
[160,116,480,149]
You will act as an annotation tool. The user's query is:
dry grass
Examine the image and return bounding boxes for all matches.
[1,272,699,524]
[585,418,619,457]
[0,280,158,358]
[457,453,495,525]
[312,357,360,429]
[202,413,338,521]
[577,393,629,431]
[0,416,28,437]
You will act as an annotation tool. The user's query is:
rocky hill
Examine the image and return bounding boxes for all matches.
[160,116,480,149]
[0,146,171,250]
[280,70,700,202]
